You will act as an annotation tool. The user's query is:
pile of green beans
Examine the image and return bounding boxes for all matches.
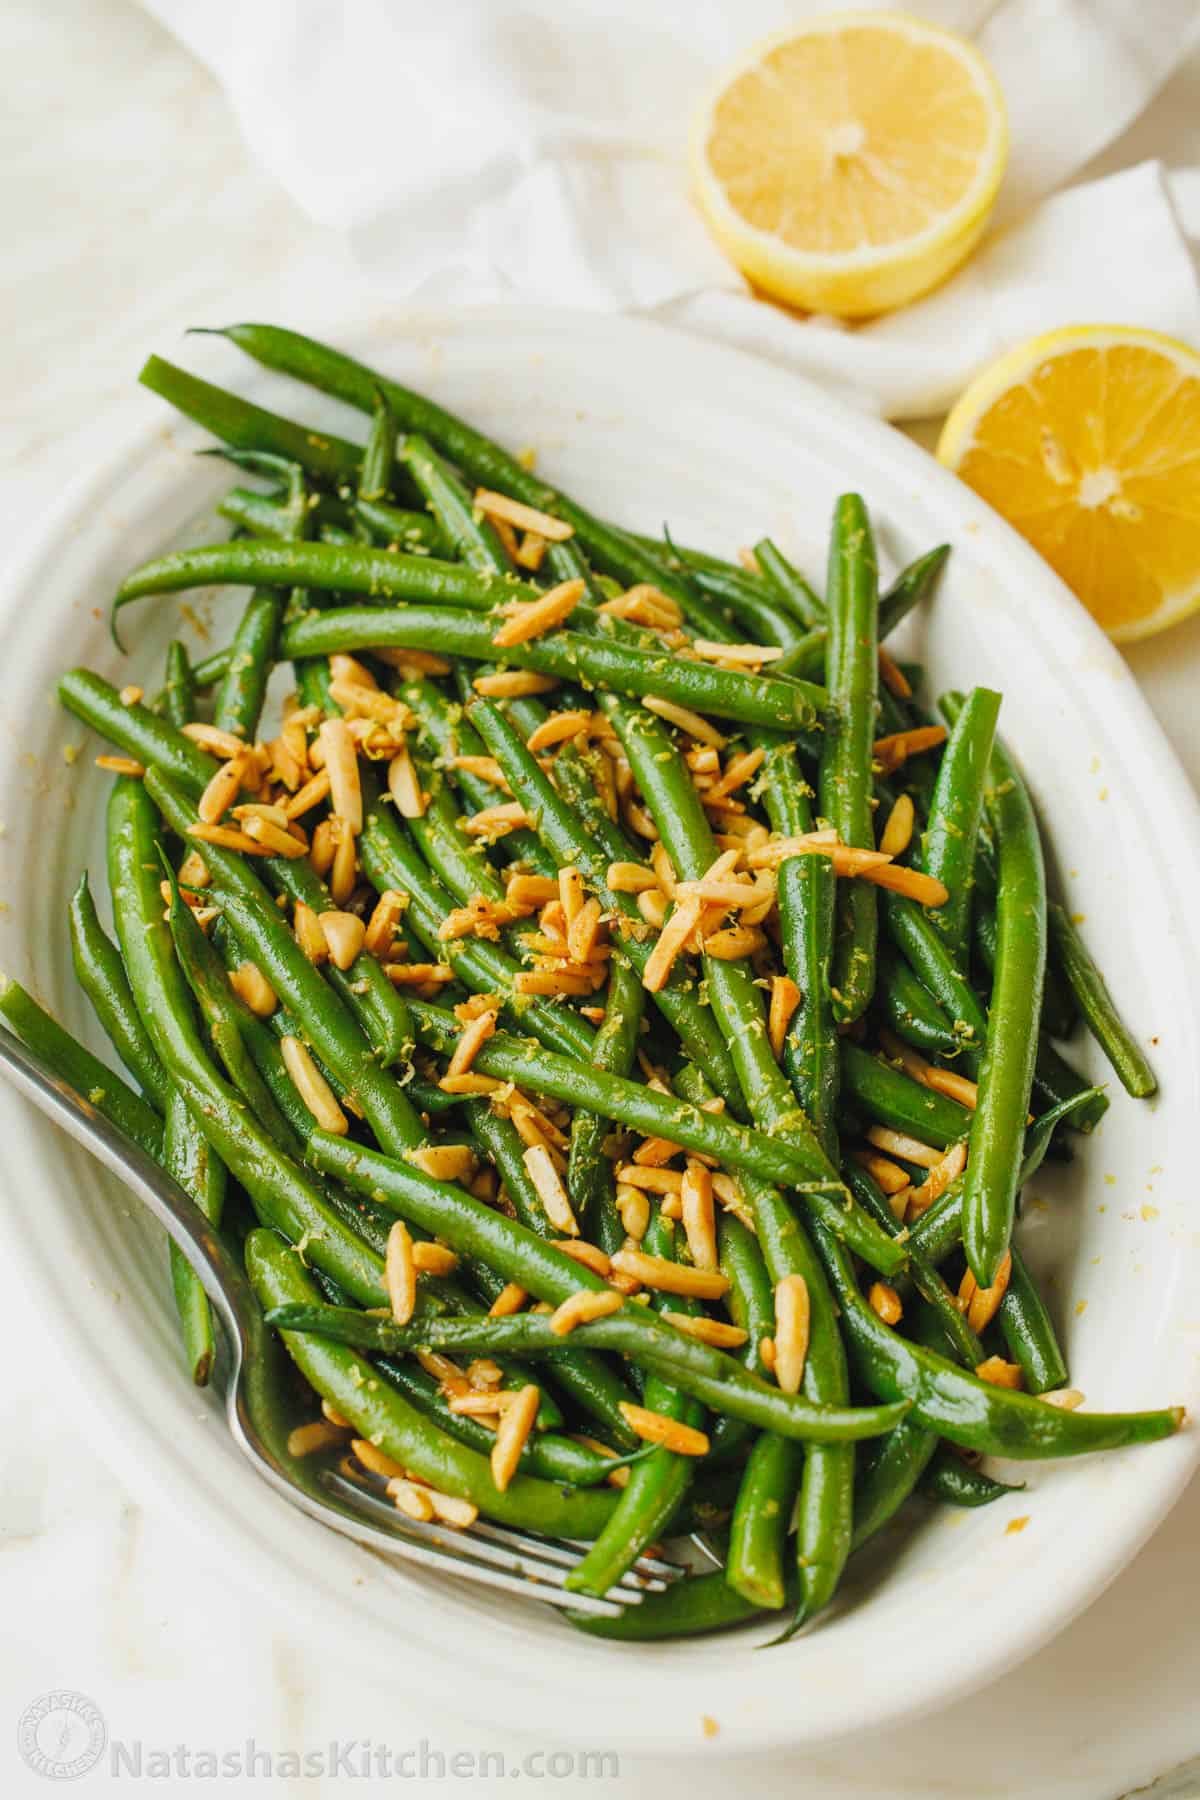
[17,325,1175,1648]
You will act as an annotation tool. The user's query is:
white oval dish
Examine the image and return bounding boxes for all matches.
[0,309,1197,1755]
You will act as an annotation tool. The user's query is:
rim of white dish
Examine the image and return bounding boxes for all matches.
[2,305,1199,1756]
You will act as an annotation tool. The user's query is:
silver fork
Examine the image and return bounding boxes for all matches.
[0,1020,684,1617]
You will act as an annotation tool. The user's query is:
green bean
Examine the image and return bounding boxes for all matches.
[918,1445,1023,1508]
[400,432,509,574]
[566,952,644,1250]
[140,354,362,484]
[711,1212,775,1467]
[778,854,840,1160]
[1046,901,1156,1098]
[752,538,825,626]
[850,1416,940,1550]
[1032,1036,1109,1132]
[820,495,880,1022]
[0,971,164,1158]
[841,1043,972,1146]
[566,1209,706,1596]
[878,544,950,639]
[997,1246,1070,1395]
[68,872,171,1112]
[727,1433,803,1609]
[843,1164,984,1371]
[163,1089,225,1384]
[570,1566,771,1640]
[358,387,397,506]
[921,688,1001,963]
[106,778,385,1304]
[354,495,447,555]
[160,640,196,731]
[752,730,816,837]
[270,1293,909,1445]
[468,697,742,1107]
[876,945,960,1056]
[280,605,827,731]
[211,589,284,739]
[881,891,987,1071]
[191,644,236,690]
[813,1221,1179,1458]
[249,1231,616,1537]
[963,736,1047,1285]
[687,565,812,651]
[112,539,535,647]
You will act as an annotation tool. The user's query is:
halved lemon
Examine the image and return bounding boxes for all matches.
[938,326,1200,643]
[690,11,1008,318]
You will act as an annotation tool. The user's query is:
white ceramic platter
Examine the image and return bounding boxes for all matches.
[1,309,1197,1755]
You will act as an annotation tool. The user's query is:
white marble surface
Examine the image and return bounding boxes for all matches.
[2,4,1199,1794]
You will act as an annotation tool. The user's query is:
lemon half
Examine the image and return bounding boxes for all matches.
[691,11,1008,318]
[939,325,1200,643]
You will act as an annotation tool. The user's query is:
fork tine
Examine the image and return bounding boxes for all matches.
[464,1517,683,1591]
[325,1470,652,1607]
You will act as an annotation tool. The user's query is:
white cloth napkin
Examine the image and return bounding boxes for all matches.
[144,0,1200,419]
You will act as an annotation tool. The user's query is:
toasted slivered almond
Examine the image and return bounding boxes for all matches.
[410,1241,458,1277]
[774,1274,811,1395]
[709,747,767,804]
[183,722,247,759]
[364,889,406,958]
[552,1239,612,1278]
[869,1281,904,1325]
[960,1250,1013,1333]
[281,1036,348,1134]
[187,822,270,855]
[468,1359,504,1392]
[637,888,669,930]
[329,678,408,724]
[318,719,362,834]
[329,817,359,905]
[416,1350,470,1394]
[175,850,210,891]
[385,1219,417,1325]
[567,896,604,964]
[451,754,509,789]
[408,1143,476,1183]
[877,645,912,699]
[232,801,292,831]
[198,753,248,826]
[490,1383,541,1491]
[526,710,591,752]
[609,1248,729,1299]
[309,817,336,878]
[491,577,585,648]
[330,653,379,689]
[866,1125,942,1169]
[769,975,801,1060]
[287,1420,347,1458]
[375,647,453,678]
[759,1335,777,1373]
[352,1437,408,1481]
[489,1282,529,1317]
[384,742,425,818]
[681,1161,718,1271]
[448,1391,509,1418]
[851,1148,911,1196]
[1042,1387,1086,1411]
[606,861,658,894]
[513,969,596,997]
[862,863,949,907]
[522,1142,578,1235]
[465,801,532,839]
[515,530,548,572]
[455,992,504,1023]
[95,753,146,777]
[548,1288,624,1336]
[692,640,784,666]
[618,1402,710,1457]
[447,1006,498,1078]
[558,865,585,926]
[243,813,310,859]
[473,670,560,698]
[319,910,366,971]
[905,1140,967,1218]
[642,698,727,748]
[509,1097,569,1153]
[439,1071,506,1097]
[229,961,278,1018]
[662,1311,748,1349]
[873,725,948,774]
[879,792,915,859]
[505,873,559,910]
[474,489,574,542]
[293,900,329,965]
[651,843,681,894]
[686,744,721,775]
[426,1489,480,1529]
[975,1357,1023,1390]
[702,925,766,960]
[614,1164,684,1194]
[615,1184,651,1240]
[387,1477,436,1522]
[632,1135,682,1168]
[642,893,702,993]
[925,1066,979,1109]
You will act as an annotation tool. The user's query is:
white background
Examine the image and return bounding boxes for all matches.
[3,2,1200,1794]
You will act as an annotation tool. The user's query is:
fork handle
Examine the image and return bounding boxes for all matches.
[0,1019,258,1357]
